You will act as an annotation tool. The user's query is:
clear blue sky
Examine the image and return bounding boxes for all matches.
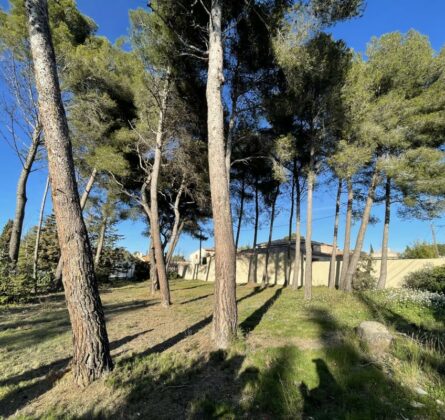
[1,0,444,258]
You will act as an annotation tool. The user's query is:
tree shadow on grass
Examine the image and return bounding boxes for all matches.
[180,293,213,305]
[0,329,155,418]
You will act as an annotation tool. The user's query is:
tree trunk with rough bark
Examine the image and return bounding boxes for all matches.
[54,167,98,287]
[235,174,245,250]
[248,181,260,284]
[166,221,184,270]
[304,148,315,300]
[339,178,353,290]
[9,123,42,265]
[262,185,279,285]
[328,179,342,289]
[292,167,302,290]
[26,0,112,386]
[287,163,296,283]
[207,0,237,349]
[33,176,50,292]
[150,72,171,308]
[344,169,379,291]
[149,239,159,294]
[377,177,391,289]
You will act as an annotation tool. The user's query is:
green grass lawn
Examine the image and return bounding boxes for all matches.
[0,280,444,419]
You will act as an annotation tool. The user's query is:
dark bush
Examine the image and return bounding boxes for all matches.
[404,264,445,293]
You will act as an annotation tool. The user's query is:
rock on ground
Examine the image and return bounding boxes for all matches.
[356,321,393,354]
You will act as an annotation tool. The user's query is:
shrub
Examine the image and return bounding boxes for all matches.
[352,253,376,291]
[404,264,445,293]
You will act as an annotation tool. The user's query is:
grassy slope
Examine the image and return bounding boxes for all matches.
[0,280,444,419]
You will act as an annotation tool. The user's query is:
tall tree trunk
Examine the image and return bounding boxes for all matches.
[165,180,185,270]
[287,161,296,283]
[235,174,246,250]
[292,168,302,290]
[149,239,159,294]
[207,0,237,349]
[377,177,391,289]
[262,185,279,285]
[225,90,238,186]
[339,178,353,290]
[328,179,342,289]
[26,0,112,386]
[150,71,171,308]
[166,221,184,270]
[54,167,98,287]
[94,217,107,267]
[344,169,379,291]
[248,181,260,284]
[304,148,315,300]
[9,123,42,265]
[33,176,50,293]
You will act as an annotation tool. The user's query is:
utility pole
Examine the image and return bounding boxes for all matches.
[431,222,440,258]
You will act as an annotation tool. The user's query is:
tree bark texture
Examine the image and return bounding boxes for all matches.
[304,149,315,300]
[339,178,353,290]
[54,167,98,286]
[287,164,295,283]
[344,169,379,291]
[207,0,237,349]
[166,221,184,270]
[33,176,50,292]
[149,72,171,308]
[328,179,342,289]
[165,180,185,270]
[292,168,302,290]
[262,185,279,285]
[26,0,112,386]
[149,239,159,294]
[94,217,107,267]
[9,123,42,265]
[377,177,391,289]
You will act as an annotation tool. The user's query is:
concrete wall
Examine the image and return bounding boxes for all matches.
[181,250,445,288]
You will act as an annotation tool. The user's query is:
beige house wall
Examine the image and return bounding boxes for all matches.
[181,251,445,289]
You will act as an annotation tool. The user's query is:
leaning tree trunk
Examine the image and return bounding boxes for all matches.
[165,180,185,270]
[150,72,171,308]
[339,179,353,290]
[54,167,98,287]
[328,179,342,289]
[248,181,260,284]
[262,185,279,285]
[166,221,184,270]
[344,169,379,291]
[9,123,42,265]
[207,0,237,349]
[33,176,50,293]
[26,0,112,386]
[94,217,107,267]
[304,149,315,300]
[292,167,302,290]
[235,174,246,250]
[377,177,391,289]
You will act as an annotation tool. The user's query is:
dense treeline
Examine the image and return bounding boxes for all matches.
[1,0,444,385]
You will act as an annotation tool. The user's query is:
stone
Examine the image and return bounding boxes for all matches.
[414,387,428,396]
[356,321,393,354]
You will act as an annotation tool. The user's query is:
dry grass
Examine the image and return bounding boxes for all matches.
[0,280,444,419]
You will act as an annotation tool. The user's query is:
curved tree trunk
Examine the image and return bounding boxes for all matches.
[377,177,391,289]
[344,169,379,291]
[33,176,50,293]
[26,0,112,386]
[328,179,342,289]
[165,180,185,270]
[235,174,246,250]
[207,0,237,349]
[9,123,42,265]
[150,71,171,308]
[248,181,259,284]
[53,167,98,288]
[262,185,279,285]
[166,221,184,270]
[339,178,353,290]
[292,168,302,290]
[304,149,315,300]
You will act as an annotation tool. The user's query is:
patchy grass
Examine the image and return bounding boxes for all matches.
[0,281,444,419]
